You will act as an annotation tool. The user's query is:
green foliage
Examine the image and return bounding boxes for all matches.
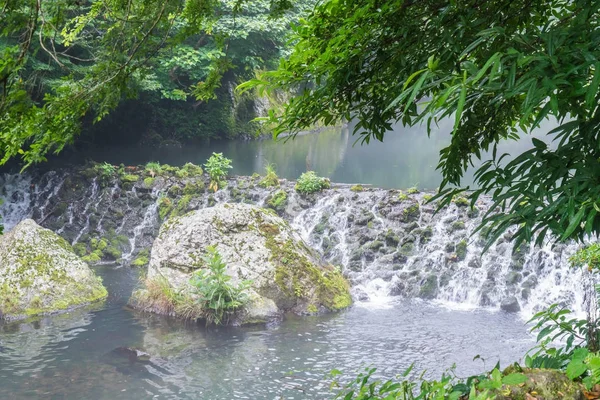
[258,163,279,188]
[242,0,600,249]
[332,365,492,400]
[570,244,600,271]
[189,246,252,325]
[350,185,364,192]
[295,171,330,194]
[145,162,162,177]
[204,152,232,192]
[0,0,308,166]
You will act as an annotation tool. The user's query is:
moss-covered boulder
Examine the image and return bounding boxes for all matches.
[0,219,107,320]
[489,368,584,399]
[131,203,351,325]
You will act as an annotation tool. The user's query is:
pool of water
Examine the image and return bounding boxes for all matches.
[0,265,535,399]
[41,119,559,191]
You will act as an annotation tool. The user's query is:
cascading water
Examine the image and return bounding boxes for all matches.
[0,167,589,319]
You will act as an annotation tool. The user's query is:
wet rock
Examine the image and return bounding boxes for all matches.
[132,203,351,325]
[418,275,438,299]
[0,219,107,320]
[505,271,522,285]
[500,296,521,313]
[522,275,538,289]
[468,257,482,269]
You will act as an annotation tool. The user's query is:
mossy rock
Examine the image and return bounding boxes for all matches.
[136,203,351,325]
[487,368,584,400]
[0,219,107,320]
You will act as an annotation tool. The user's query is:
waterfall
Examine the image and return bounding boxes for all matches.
[0,168,589,318]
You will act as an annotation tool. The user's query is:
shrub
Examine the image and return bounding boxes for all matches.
[145,161,162,177]
[295,171,330,194]
[204,152,233,192]
[259,163,279,188]
[190,246,252,325]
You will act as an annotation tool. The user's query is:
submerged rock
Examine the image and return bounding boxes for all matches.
[500,296,521,313]
[0,219,107,320]
[131,203,351,325]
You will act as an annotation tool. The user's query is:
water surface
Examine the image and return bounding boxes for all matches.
[0,265,535,399]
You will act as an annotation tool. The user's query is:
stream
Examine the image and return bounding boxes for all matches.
[0,265,535,400]
[0,120,575,399]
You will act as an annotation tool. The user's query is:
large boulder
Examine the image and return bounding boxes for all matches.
[132,203,351,325]
[0,219,108,320]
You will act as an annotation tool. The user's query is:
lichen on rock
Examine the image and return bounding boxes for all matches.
[131,203,351,325]
[0,219,107,320]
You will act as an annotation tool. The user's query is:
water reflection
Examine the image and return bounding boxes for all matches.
[46,118,560,190]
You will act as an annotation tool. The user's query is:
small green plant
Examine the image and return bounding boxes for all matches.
[259,163,279,188]
[98,162,116,177]
[406,186,419,194]
[190,246,252,325]
[350,184,364,192]
[145,161,162,177]
[204,152,233,192]
[295,171,331,194]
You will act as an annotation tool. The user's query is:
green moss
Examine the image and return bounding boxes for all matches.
[132,255,149,267]
[171,195,192,217]
[167,184,182,197]
[159,197,174,220]
[122,174,139,183]
[307,304,318,314]
[82,251,102,264]
[73,243,87,257]
[350,184,364,192]
[403,203,420,221]
[104,246,122,260]
[454,196,469,207]
[451,220,466,231]
[183,181,205,195]
[267,190,288,211]
[406,187,419,194]
[455,239,468,261]
[183,162,203,176]
[397,190,408,201]
[143,177,155,187]
[94,238,108,251]
[260,221,351,312]
[175,169,189,179]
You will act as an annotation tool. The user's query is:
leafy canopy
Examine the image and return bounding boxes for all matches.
[0,0,300,167]
[241,0,600,248]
